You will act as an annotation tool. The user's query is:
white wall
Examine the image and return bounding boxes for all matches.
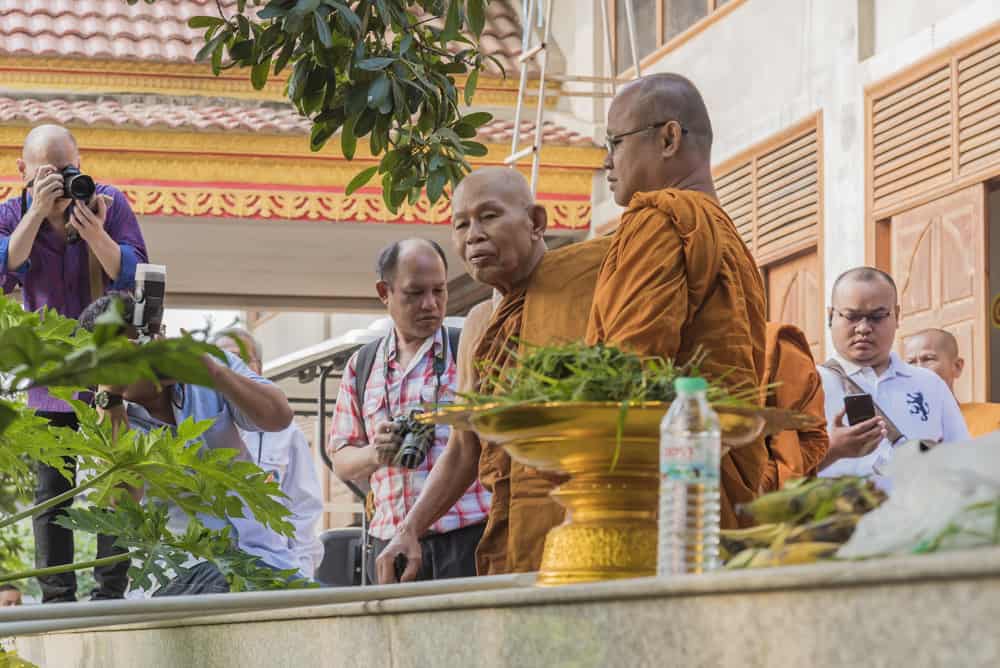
[872,0,988,55]
[571,0,994,350]
[253,312,330,363]
[252,311,382,365]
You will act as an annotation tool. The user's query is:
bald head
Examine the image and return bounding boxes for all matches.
[911,329,959,357]
[621,73,713,154]
[604,73,715,205]
[453,167,534,212]
[22,124,78,166]
[904,328,964,393]
[451,167,547,294]
[831,267,898,303]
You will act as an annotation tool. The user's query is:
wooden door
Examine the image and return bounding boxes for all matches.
[766,250,823,360]
[891,184,988,402]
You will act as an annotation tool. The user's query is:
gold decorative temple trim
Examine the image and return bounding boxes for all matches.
[0,57,558,108]
[0,114,598,230]
[0,181,590,229]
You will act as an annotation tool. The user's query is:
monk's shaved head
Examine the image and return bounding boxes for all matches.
[451,167,547,294]
[22,124,78,165]
[453,166,534,211]
[904,327,964,393]
[831,266,898,303]
[604,73,716,205]
[620,73,713,154]
[910,328,959,358]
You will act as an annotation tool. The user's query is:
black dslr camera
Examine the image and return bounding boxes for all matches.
[60,166,96,201]
[60,167,96,245]
[20,166,98,245]
[390,411,436,469]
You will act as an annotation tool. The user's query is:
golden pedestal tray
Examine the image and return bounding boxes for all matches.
[425,401,821,586]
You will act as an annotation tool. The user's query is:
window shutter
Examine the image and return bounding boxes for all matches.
[713,117,821,266]
[755,128,820,262]
[958,39,1000,177]
[715,161,753,248]
[871,66,953,213]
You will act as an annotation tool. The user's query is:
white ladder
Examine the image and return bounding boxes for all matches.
[503,0,644,196]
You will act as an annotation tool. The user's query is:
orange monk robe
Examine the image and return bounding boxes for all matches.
[758,322,829,493]
[959,402,1000,438]
[464,236,613,575]
[586,188,768,529]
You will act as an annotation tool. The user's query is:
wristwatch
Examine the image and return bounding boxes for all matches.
[95,391,124,410]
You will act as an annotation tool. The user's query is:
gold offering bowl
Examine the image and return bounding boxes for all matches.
[425,402,818,586]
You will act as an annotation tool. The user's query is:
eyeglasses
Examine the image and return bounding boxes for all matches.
[831,308,894,326]
[605,121,688,156]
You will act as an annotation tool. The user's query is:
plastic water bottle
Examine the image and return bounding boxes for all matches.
[658,376,722,575]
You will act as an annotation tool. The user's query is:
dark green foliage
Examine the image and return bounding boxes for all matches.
[125,0,499,212]
[468,341,753,406]
[0,294,302,592]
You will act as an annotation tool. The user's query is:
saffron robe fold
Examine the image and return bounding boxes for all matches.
[467,236,613,575]
[758,322,829,493]
[959,402,1000,438]
[586,188,768,528]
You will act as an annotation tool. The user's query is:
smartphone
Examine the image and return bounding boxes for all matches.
[843,393,876,426]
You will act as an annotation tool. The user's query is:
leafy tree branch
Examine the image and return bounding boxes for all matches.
[125,0,501,212]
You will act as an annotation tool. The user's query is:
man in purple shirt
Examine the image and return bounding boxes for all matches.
[0,124,148,602]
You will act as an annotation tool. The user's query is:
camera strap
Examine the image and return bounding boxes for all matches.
[352,326,460,435]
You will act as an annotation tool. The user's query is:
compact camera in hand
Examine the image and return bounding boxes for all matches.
[390,411,436,469]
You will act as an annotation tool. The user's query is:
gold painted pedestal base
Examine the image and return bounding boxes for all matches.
[537,473,659,586]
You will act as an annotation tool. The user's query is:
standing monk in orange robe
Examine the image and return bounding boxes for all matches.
[376,167,611,582]
[587,73,768,528]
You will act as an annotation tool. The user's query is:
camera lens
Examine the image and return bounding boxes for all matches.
[61,167,96,200]
[67,174,95,200]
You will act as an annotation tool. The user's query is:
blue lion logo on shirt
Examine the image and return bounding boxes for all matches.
[906,392,930,422]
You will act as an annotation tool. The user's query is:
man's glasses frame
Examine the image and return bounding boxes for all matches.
[605,121,688,156]
[830,308,894,326]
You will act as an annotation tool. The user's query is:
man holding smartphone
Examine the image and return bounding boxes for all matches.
[816,267,968,483]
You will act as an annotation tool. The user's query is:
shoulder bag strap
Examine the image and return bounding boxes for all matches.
[821,359,906,443]
[352,337,384,435]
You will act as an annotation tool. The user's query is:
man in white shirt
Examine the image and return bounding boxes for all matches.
[817,267,969,484]
[215,328,325,578]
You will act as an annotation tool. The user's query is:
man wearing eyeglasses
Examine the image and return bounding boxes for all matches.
[817,267,968,482]
[586,72,768,528]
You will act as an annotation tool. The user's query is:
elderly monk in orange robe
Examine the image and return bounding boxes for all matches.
[759,322,829,493]
[587,73,768,528]
[376,167,612,582]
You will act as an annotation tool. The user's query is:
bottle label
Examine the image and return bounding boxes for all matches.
[661,463,716,480]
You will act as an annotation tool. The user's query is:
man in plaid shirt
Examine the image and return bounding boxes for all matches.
[329,238,490,583]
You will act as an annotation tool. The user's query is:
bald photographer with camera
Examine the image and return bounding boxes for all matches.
[328,239,489,584]
[0,124,148,603]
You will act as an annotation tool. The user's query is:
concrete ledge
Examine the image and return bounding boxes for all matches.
[13,548,1000,667]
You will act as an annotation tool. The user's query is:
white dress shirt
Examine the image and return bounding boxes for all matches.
[817,352,970,483]
[242,425,325,577]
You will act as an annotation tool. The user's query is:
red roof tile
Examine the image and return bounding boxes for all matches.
[0,96,595,147]
[0,0,533,74]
